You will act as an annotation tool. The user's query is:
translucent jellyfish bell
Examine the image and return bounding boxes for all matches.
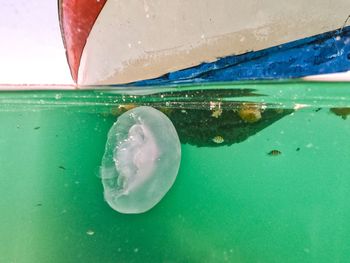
[100,106,181,214]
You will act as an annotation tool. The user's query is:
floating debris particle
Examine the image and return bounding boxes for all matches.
[306,143,313,148]
[212,136,224,144]
[86,230,95,236]
[296,147,301,152]
[159,107,173,115]
[209,102,222,118]
[294,104,309,110]
[238,104,262,123]
[211,108,223,118]
[111,104,137,116]
[315,108,322,112]
[330,108,350,120]
[36,203,42,207]
[59,166,66,170]
[274,108,284,114]
[34,126,40,130]
[209,101,219,110]
[268,150,282,156]
[119,103,137,111]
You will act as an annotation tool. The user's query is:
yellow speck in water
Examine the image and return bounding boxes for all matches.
[330,107,350,120]
[268,150,282,156]
[238,103,262,123]
[212,136,224,144]
[112,104,137,116]
[211,108,223,118]
[210,102,222,118]
[275,108,284,114]
[159,107,173,115]
[119,104,137,112]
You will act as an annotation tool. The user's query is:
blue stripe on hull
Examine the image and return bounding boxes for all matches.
[132,26,350,86]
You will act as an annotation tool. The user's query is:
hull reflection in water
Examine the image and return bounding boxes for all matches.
[115,88,294,147]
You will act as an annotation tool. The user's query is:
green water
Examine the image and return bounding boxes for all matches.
[1,82,350,263]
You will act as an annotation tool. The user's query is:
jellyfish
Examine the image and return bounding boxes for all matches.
[100,106,181,214]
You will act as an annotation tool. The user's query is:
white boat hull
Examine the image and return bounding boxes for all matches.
[77,0,350,85]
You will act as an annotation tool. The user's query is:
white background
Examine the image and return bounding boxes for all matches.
[0,0,73,84]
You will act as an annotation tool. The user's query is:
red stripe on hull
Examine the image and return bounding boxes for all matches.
[59,0,107,82]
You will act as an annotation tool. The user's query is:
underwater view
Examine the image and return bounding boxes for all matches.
[1,81,350,263]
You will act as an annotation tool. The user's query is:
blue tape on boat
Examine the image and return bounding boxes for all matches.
[130,26,350,86]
